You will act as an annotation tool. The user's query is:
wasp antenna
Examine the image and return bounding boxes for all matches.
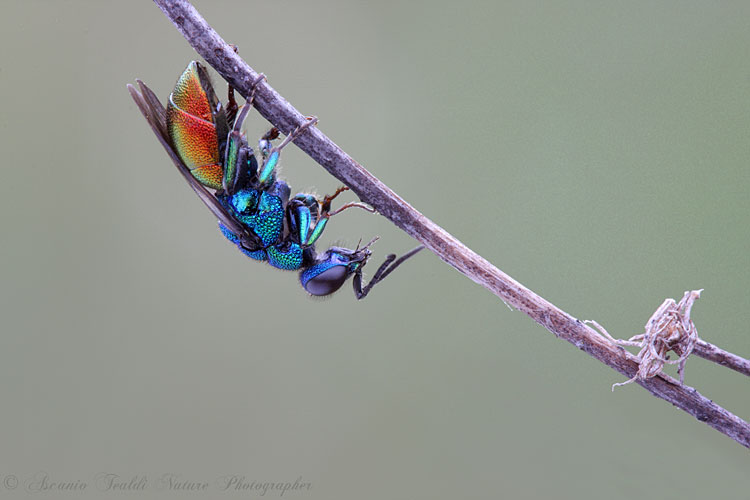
[362,236,380,250]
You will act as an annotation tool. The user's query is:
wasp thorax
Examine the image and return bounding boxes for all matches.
[230,189,259,216]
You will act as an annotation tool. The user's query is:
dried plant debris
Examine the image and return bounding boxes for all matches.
[588,290,702,390]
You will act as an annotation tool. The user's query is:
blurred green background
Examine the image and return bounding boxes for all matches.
[1,0,749,498]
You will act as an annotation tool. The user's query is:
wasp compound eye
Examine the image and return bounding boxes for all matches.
[301,265,350,296]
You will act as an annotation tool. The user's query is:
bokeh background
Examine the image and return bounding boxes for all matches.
[2,1,749,498]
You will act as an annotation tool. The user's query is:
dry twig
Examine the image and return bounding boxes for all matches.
[142,0,750,448]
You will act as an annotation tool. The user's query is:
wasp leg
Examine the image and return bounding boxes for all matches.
[225,43,262,124]
[230,72,266,124]
[246,73,266,108]
[352,245,425,299]
[287,194,318,247]
[223,105,251,193]
[289,187,375,248]
[276,116,319,150]
[225,45,241,124]
[326,201,376,216]
[257,116,319,185]
[226,87,238,126]
[259,126,281,162]
[301,186,375,247]
[320,186,377,217]
[227,70,266,126]
[222,73,269,193]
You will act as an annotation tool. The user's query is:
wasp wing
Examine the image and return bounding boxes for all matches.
[127,80,261,250]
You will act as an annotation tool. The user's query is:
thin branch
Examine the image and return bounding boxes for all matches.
[148,0,750,448]
[694,340,750,377]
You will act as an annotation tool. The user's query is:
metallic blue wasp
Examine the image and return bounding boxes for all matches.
[128,61,422,298]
